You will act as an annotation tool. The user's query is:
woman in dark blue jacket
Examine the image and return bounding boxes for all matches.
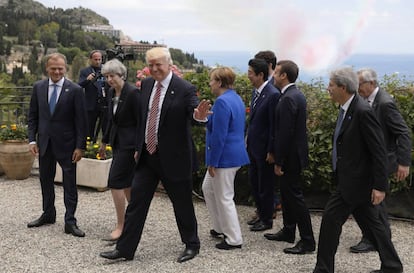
[99,59,140,241]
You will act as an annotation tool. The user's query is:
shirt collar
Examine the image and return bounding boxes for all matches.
[341,94,355,113]
[256,80,268,94]
[367,87,379,104]
[280,83,295,94]
[49,78,65,87]
[157,71,173,88]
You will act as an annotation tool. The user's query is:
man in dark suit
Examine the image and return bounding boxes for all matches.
[100,47,211,263]
[27,53,88,237]
[349,68,411,253]
[313,67,403,273]
[255,50,277,86]
[246,58,280,232]
[248,50,282,224]
[78,50,107,142]
[264,60,315,254]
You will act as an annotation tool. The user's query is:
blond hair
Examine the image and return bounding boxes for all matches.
[145,47,173,65]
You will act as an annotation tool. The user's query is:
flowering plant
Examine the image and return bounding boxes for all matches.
[136,65,183,88]
[84,138,112,160]
[0,123,28,141]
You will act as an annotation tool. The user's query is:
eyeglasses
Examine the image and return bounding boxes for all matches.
[359,81,370,87]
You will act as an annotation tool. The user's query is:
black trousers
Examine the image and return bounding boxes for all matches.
[313,192,403,273]
[38,142,78,224]
[353,200,391,242]
[116,150,200,258]
[248,155,275,225]
[279,172,315,245]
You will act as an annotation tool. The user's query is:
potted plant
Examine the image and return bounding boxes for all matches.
[54,138,113,191]
[0,124,35,180]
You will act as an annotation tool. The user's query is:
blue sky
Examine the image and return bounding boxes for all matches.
[36,0,414,71]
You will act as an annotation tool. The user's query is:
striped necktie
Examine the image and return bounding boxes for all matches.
[252,90,260,109]
[146,82,162,154]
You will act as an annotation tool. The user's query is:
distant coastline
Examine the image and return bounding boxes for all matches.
[194,51,414,83]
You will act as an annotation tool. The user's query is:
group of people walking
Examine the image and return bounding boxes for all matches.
[26,47,410,273]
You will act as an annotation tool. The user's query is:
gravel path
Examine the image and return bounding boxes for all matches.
[1,175,413,273]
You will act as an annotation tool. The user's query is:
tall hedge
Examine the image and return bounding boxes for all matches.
[185,71,413,202]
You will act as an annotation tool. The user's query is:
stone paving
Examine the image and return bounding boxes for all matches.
[1,174,413,273]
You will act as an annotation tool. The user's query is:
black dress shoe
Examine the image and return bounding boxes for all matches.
[100,249,133,261]
[247,216,260,226]
[177,247,199,263]
[369,270,402,273]
[27,214,56,228]
[210,229,224,238]
[215,240,242,250]
[250,221,272,232]
[64,224,85,237]
[264,229,295,243]
[283,240,315,255]
[350,238,376,253]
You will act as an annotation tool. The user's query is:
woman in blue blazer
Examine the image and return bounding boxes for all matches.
[202,67,250,250]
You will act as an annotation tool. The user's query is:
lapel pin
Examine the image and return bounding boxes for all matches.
[65,88,69,92]
[171,91,175,95]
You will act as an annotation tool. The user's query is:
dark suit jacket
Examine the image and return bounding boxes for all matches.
[137,74,199,181]
[273,84,308,173]
[247,81,280,159]
[102,82,141,150]
[335,95,388,205]
[28,78,87,157]
[372,88,411,175]
[78,66,104,111]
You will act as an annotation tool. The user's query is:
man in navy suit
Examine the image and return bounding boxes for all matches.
[78,50,107,142]
[100,47,211,263]
[27,53,88,237]
[264,60,315,255]
[255,50,277,86]
[313,67,403,273]
[349,68,411,254]
[246,58,280,232]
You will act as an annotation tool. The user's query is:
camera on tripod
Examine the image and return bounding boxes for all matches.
[105,45,134,62]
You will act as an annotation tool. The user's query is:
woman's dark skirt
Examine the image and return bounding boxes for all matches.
[107,148,136,189]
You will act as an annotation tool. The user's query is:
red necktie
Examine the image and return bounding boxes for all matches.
[146,82,162,154]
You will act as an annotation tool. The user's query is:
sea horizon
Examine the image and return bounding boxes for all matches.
[193,51,414,84]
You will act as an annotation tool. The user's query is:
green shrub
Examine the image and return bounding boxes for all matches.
[187,72,414,202]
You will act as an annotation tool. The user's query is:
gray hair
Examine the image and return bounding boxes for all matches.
[330,66,359,94]
[101,59,127,79]
[357,68,378,87]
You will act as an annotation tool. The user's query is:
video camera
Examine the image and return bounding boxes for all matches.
[105,45,134,62]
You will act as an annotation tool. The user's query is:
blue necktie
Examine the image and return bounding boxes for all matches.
[49,84,58,114]
[332,108,345,170]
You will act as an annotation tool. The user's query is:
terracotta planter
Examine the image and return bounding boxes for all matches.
[55,157,112,191]
[0,140,35,180]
